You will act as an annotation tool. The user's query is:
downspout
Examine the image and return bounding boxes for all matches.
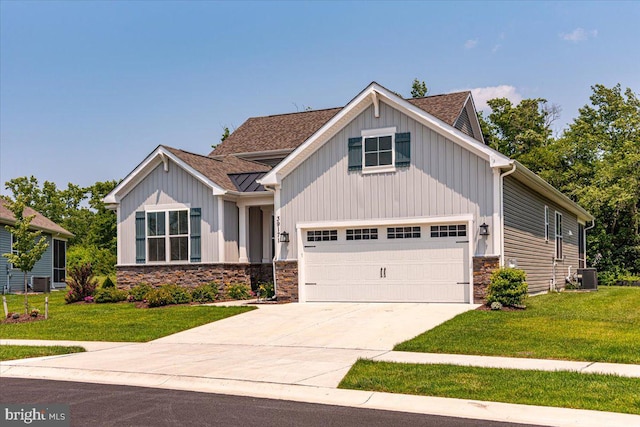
[499,162,517,267]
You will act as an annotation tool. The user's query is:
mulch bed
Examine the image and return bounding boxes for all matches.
[2,314,46,324]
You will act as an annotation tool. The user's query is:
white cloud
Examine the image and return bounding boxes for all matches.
[491,44,501,53]
[560,28,598,42]
[467,85,524,113]
[464,39,478,49]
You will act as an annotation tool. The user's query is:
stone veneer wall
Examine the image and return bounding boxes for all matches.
[274,260,298,302]
[117,263,273,296]
[473,256,500,304]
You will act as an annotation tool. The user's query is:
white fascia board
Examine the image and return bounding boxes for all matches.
[511,161,594,222]
[103,146,227,206]
[297,214,474,230]
[259,83,380,186]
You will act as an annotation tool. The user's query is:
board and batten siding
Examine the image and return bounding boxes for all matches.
[223,201,239,262]
[503,176,580,293]
[279,101,495,258]
[119,161,219,265]
[0,229,54,292]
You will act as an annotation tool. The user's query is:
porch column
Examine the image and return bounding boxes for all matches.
[238,203,249,263]
[261,206,273,263]
[217,197,225,262]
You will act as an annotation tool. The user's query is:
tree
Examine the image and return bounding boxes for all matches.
[220,126,230,142]
[2,197,49,314]
[411,79,428,98]
[560,84,640,274]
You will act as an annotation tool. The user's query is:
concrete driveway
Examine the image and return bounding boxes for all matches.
[2,302,475,388]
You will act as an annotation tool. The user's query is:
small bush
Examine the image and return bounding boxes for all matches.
[146,284,191,308]
[162,284,191,305]
[94,287,128,304]
[227,283,253,300]
[129,283,153,301]
[146,287,175,308]
[487,268,528,308]
[102,277,116,289]
[191,283,219,303]
[258,282,275,300]
[65,263,98,303]
[30,308,40,317]
[490,301,503,311]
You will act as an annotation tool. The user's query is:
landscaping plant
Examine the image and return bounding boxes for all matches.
[191,283,219,303]
[94,288,128,304]
[487,268,528,308]
[258,282,275,300]
[129,283,153,301]
[227,283,253,300]
[65,263,98,303]
[101,277,116,289]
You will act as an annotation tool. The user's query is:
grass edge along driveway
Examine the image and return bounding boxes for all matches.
[0,292,255,342]
[395,287,640,364]
[0,345,86,361]
[339,360,640,415]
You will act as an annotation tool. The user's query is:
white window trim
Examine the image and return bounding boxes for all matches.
[145,209,191,263]
[555,211,563,260]
[544,205,550,242]
[361,126,396,174]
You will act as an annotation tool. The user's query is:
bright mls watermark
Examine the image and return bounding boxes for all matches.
[2,405,69,426]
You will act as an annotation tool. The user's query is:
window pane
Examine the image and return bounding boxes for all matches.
[178,210,188,234]
[148,238,166,262]
[364,137,378,152]
[378,151,392,165]
[169,211,179,235]
[170,236,188,261]
[365,153,378,167]
[147,213,157,236]
[379,136,392,151]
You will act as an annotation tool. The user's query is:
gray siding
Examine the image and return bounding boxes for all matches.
[119,161,219,264]
[0,229,55,293]
[503,176,580,293]
[224,201,239,262]
[280,101,495,257]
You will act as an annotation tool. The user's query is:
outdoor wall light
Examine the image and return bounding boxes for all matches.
[479,223,490,236]
[279,231,290,243]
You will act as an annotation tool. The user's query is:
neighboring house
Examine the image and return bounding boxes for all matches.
[0,198,73,293]
[105,82,593,303]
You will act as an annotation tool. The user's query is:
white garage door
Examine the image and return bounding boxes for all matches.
[302,224,470,303]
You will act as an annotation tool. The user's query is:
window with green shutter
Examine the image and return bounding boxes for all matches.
[349,128,410,173]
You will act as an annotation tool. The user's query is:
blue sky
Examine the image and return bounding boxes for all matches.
[1,1,638,191]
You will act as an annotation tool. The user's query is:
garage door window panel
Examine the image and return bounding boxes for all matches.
[307,230,338,242]
[387,226,421,239]
[346,228,378,241]
[430,225,467,238]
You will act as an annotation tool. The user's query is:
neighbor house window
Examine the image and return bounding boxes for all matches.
[387,226,421,239]
[147,210,189,262]
[53,239,66,283]
[544,206,550,241]
[555,211,563,259]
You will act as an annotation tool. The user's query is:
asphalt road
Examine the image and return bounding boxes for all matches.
[1,378,545,427]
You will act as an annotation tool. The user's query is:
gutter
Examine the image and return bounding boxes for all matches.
[499,162,517,267]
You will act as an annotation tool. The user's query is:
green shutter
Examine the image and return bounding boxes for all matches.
[395,132,411,167]
[135,211,146,264]
[190,207,201,262]
[348,137,362,171]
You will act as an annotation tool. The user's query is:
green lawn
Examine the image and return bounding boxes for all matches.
[395,287,640,364]
[0,345,86,361]
[1,291,254,342]
[340,360,640,415]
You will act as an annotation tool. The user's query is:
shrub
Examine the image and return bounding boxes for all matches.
[258,282,275,300]
[146,284,191,308]
[94,287,128,304]
[227,283,253,300]
[191,283,219,303]
[67,245,116,276]
[30,308,40,317]
[102,277,116,289]
[65,263,98,303]
[487,268,528,308]
[490,301,503,311]
[84,296,94,303]
[129,283,153,301]
[146,287,174,308]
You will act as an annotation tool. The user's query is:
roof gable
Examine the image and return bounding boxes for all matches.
[259,82,511,186]
[104,145,271,205]
[0,198,73,238]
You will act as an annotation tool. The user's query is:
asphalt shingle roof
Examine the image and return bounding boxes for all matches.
[0,198,73,237]
[208,91,471,157]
